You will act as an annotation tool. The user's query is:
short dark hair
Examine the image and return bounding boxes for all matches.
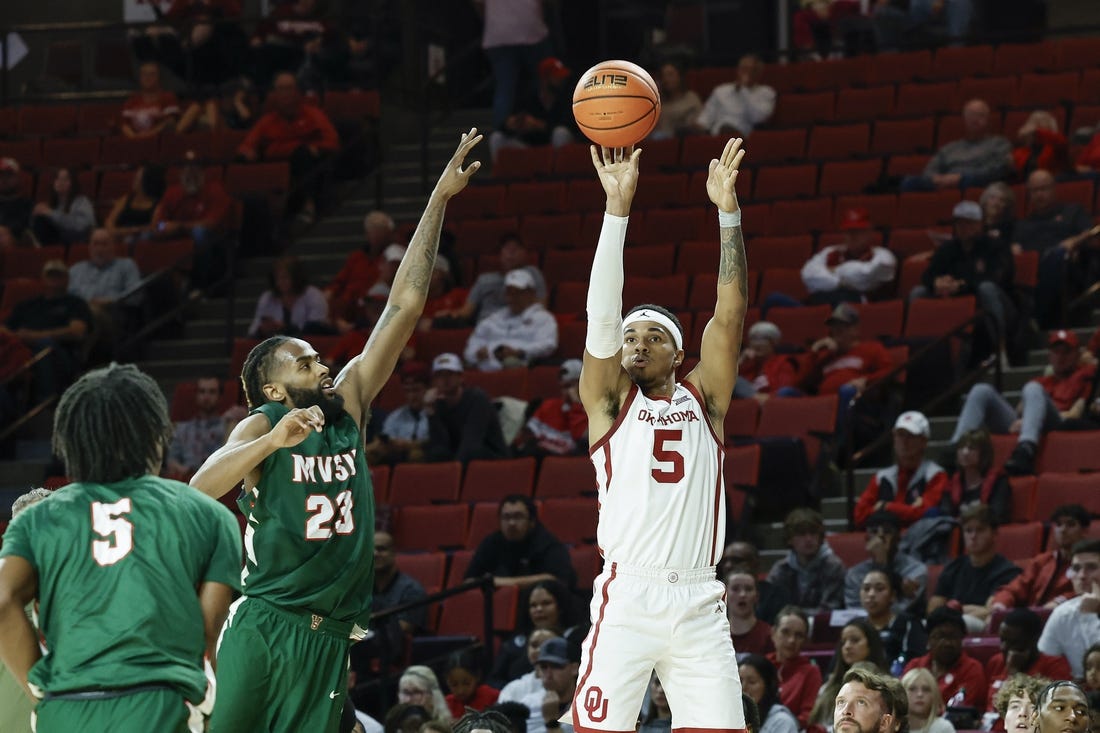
[960,503,995,529]
[1036,680,1088,710]
[926,606,967,637]
[484,703,530,733]
[625,303,684,345]
[1001,607,1042,640]
[499,232,524,249]
[499,494,537,521]
[842,667,908,720]
[241,336,293,409]
[784,508,825,541]
[1072,539,1100,558]
[1051,504,1091,527]
[446,648,485,679]
[454,709,513,733]
[53,364,173,483]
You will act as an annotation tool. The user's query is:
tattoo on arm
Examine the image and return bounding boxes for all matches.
[374,304,401,334]
[718,225,748,300]
[402,207,442,295]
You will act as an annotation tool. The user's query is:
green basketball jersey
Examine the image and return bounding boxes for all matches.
[240,402,375,625]
[0,475,241,701]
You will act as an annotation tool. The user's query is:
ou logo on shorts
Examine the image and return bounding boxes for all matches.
[584,687,609,722]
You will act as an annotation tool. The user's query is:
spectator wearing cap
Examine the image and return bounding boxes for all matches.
[854,411,948,529]
[30,167,95,246]
[365,362,441,465]
[476,0,552,133]
[520,635,580,733]
[926,505,1021,632]
[910,200,1017,366]
[489,56,576,162]
[0,157,32,243]
[513,359,589,457]
[120,62,181,139]
[766,508,847,612]
[903,607,988,710]
[326,209,397,319]
[365,244,408,301]
[734,321,800,403]
[441,233,548,324]
[424,353,507,462]
[900,99,1013,192]
[1038,539,1100,678]
[985,608,1072,713]
[800,208,897,307]
[248,254,331,338]
[2,259,92,400]
[464,268,558,372]
[949,329,1096,475]
[1012,169,1100,329]
[691,53,776,138]
[845,511,929,617]
[990,504,1088,612]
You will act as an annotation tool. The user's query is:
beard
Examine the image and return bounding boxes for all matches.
[285,384,347,423]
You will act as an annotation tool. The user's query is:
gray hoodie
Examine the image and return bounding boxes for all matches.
[766,542,846,612]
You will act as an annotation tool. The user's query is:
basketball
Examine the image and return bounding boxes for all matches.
[572,60,661,148]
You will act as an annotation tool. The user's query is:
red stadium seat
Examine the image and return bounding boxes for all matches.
[623,274,687,310]
[168,379,241,423]
[0,139,43,170]
[1008,476,1037,523]
[535,456,597,499]
[461,457,536,502]
[556,321,587,357]
[835,86,895,122]
[743,129,807,164]
[680,135,730,168]
[724,399,760,441]
[809,57,873,91]
[396,552,447,590]
[437,586,518,637]
[889,228,944,259]
[956,76,1019,109]
[641,138,681,170]
[886,154,932,178]
[904,296,975,338]
[1034,473,1100,518]
[525,365,561,401]
[758,268,808,304]
[866,50,933,85]
[689,271,757,309]
[827,532,868,567]
[370,465,391,505]
[414,328,472,363]
[1,245,65,280]
[465,502,501,550]
[772,92,836,128]
[1013,250,1039,288]
[894,190,961,228]
[855,300,904,340]
[1017,72,1080,107]
[540,497,598,544]
[872,118,936,156]
[818,159,883,196]
[894,82,959,118]
[552,143,594,176]
[1038,431,1100,474]
[76,102,119,135]
[504,182,565,216]
[41,137,100,168]
[993,42,1057,76]
[18,105,78,137]
[745,235,813,272]
[1080,70,1100,106]
[393,504,469,551]
[754,164,818,200]
[836,194,898,229]
[1054,180,1095,214]
[770,198,833,235]
[1050,37,1100,71]
[0,278,40,321]
[132,238,194,275]
[446,549,474,587]
[462,369,528,401]
[99,135,159,166]
[990,434,1018,473]
[157,131,214,165]
[322,89,380,122]
[725,443,761,489]
[757,394,838,465]
[224,162,289,197]
[633,172,690,209]
[624,244,677,278]
[564,179,604,212]
[929,45,994,80]
[543,249,594,285]
[452,217,520,257]
[493,147,552,179]
[553,283,586,315]
[632,209,703,246]
[769,305,832,350]
[447,184,505,220]
[388,462,462,506]
[570,545,602,591]
[994,521,1044,562]
[806,123,870,160]
[520,213,582,250]
[1070,104,1100,136]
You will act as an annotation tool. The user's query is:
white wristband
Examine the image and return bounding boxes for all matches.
[718,209,741,228]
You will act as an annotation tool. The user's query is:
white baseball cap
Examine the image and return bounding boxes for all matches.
[383,243,406,263]
[952,201,983,221]
[748,321,781,344]
[503,268,536,290]
[559,359,582,383]
[893,410,930,438]
[431,353,463,374]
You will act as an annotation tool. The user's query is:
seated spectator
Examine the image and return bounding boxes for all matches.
[901,100,1013,192]
[359,243,406,305]
[739,655,799,733]
[164,376,238,478]
[1012,170,1100,328]
[691,54,776,137]
[990,503,1087,612]
[854,411,948,529]
[497,630,556,703]
[949,330,1096,475]
[987,608,1072,713]
[466,495,576,590]
[326,209,397,321]
[121,62,180,139]
[365,361,437,465]
[249,0,346,88]
[513,359,588,457]
[464,269,558,372]
[845,510,929,616]
[927,505,1022,632]
[638,674,672,733]
[941,428,1011,526]
[131,0,246,86]
[1075,124,1100,174]
[68,228,143,352]
[766,508,846,612]
[488,580,579,689]
[902,667,955,733]
[104,164,167,244]
[360,530,428,674]
[30,168,95,246]
[727,569,774,656]
[1038,540,1100,678]
[0,157,32,242]
[488,57,575,162]
[800,207,897,307]
[799,304,894,417]
[809,618,889,726]
[1013,111,1070,179]
[2,259,92,401]
[734,322,800,403]
[903,607,988,711]
[766,606,822,729]
[444,650,499,719]
[860,568,927,667]
[397,667,454,727]
[441,234,547,324]
[650,60,702,140]
[248,255,331,338]
[720,541,792,624]
[991,673,1049,733]
[152,151,235,293]
[237,72,339,221]
[422,353,507,462]
[421,258,468,329]
[178,78,258,133]
[980,182,1017,250]
[520,636,580,733]
[909,201,1016,366]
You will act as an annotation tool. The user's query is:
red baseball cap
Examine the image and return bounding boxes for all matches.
[839,207,872,231]
[1048,329,1079,348]
[538,57,570,81]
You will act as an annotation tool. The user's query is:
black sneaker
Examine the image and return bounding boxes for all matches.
[1004,440,1038,476]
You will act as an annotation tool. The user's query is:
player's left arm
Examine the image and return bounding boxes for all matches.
[335,128,482,426]
[198,581,234,670]
[686,138,749,434]
[0,555,41,701]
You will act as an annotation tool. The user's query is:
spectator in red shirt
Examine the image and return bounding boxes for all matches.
[444,649,500,719]
[949,329,1097,475]
[986,608,1072,716]
[854,411,948,529]
[237,71,339,221]
[727,569,774,656]
[513,359,588,458]
[766,605,822,729]
[1013,111,1070,179]
[734,321,800,404]
[120,62,180,139]
[421,258,469,328]
[903,607,988,711]
[988,503,1088,612]
[325,209,397,319]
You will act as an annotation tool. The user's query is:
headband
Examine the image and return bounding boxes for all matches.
[622,310,683,351]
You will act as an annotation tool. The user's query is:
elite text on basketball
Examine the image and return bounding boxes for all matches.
[583,73,628,90]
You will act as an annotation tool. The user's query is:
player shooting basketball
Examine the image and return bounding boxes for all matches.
[189,129,483,733]
[573,138,750,733]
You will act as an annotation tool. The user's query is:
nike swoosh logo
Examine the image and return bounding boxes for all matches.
[330,691,339,699]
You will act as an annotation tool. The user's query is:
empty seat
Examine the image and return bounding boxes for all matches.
[1008,476,1037,523]
[903,295,975,338]
[461,457,536,502]
[493,147,552,179]
[886,154,932,178]
[994,521,1044,562]
[370,464,391,505]
[993,42,1057,76]
[552,142,594,176]
[757,268,808,303]
[539,497,598,544]
[872,118,936,155]
[452,217,520,257]
[889,228,943,259]
[504,182,565,216]
[818,159,883,196]
[769,305,832,350]
[556,321,586,358]
[18,105,78,137]
[680,135,731,168]
[519,213,583,250]
[0,278,41,320]
[100,135,159,166]
[1038,431,1100,473]
[855,300,904,340]
[395,551,447,590]
[388,462,462,506]
[1050,37,1100,71]
[1054,180,1094,214]
[446,549,474,587]
[1080,70,1100,106]
[725,443,761,489]
[757,394,838,465]
[624,274,687,310]
[393,504,469,551]
[437,586,518,637]
[41,138,100,168]
[76,102,119,135]
[894,82,959,117]
[632,209,703,247]
[743,129,807,164]
[412,328,472,362]
[543,249,594,285]
[447,184,505,220]
[224,162,290,197]
[632,173,690,209]
[536,455,598,498]
[1017,72,1080,107]
[827,532,868,566]
[724,398,760,441]
[1,245,65,280]
[772,92,836,128]
[553,283,586,315]
[867,50,933,85]
[569,544,602,591]
[957,76,1019,109]
[753,164,818,200]
[0,139,43,170]
[1034,473,1100,518]
[894,190,961,228]
[744,235,813,272]
[930,45,994,80]
[770,198,833,235]
[834,86,895,122]
[132,238,194,275]
[806,123,870,160]
[688,274,719,310]
[465,502,502,550]
[564,179,604,212]
[322,89,380,122]
[624,244,677,278]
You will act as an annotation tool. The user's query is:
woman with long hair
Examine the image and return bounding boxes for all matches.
[105,164,166,243]
[902,667,955,733]
[943,429,1011,526]
[638,674,672,733]
[739,654,798,733]
[31,167,95,245]
[809,618,888,727]
[486,578,579,688]
[397,666,454,726]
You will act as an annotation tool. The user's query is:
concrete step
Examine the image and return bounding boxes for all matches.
[140,356,231,382]
[1002,366,1045,391]
[144,335,245,361]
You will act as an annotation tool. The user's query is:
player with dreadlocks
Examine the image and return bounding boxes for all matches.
[190,128,483,733]
[0,364,241,733]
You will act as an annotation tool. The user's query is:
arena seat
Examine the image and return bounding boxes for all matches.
[569,544,602,591]
[742,129,807,164]
[535,455,597,499]
[632,208,704,246]
[756,394,838,465]
[679,135,729,169]
[725,443,761,489]
[76,102,119,135]
[543,249,594,285]
[1054,179,1095,214]
[224,161,290,198]
[462,369,528,402]
[633,172,690,210]
[100,135,158,166]
[994,521,1044,562]
[321,89,380,122]
[437,585,518,637]
[525,365,562,401]
[806,123,870,161]
[414,328,472,363]
[388,462,462,506]
[132,238,193,276]
[818,230,884,250]
[168,378,241,422]
[754,164,818,200]
[446,549,474,587]
[461,457,536,503]
[370,465,391,505]
[886,154,932,178]
[552,280,586,314]
[929,44,994,80]
[18,104,78,137]
[1034,473,1100,519]
[1080,70,1100,105]
[758,268,808,304]
[744,235,813,272]
[895,190,961,228]
[452,217,520,257]
[772,92,836,128]
[903,295,975,338]
[1,245,64,280]
[769,305,832,350]
[956,75,1019,109]
[41,137,100,168]
[493,146,552,180]
[872,118,936,156]
[639,138,681,170]
[819,159,883,196]
[888,228,942,259]
[564,179,603,212]
[992,42,1057,76]
[1017,72,1081,107]
[551,142,593,176]
[1014,250,1039,288]
[540,497,598,544]
[396,552,447,591]
[771,198,833,235]
[504,181,565,216]
[623,273,687,310]
[624,244,677,278]
[465,502,502,550]
[1007,476,1037,523]
[1050,36,1100,71]
[1038,431,1100,474]
[855,300,904,341]
[393,504,468,551]
[826,531,867,566]
[834,86,895,122]
[447,184,505,220]
[835,194,898,229]
[894,82,959,117]
[520,213,582,250]
[555,321,586,358]
[724,398,760,441]
[0,278,42,321]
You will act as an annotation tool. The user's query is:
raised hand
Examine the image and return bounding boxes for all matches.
[590,145,641,216]
[269,406,325,448]
[707,137,746,213]
[434,128,483,200]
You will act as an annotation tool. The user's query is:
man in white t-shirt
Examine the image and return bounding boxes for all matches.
[1038,540,1100,677]
[692,54,776,137]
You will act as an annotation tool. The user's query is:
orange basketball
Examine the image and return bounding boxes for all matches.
[572,60,661,148]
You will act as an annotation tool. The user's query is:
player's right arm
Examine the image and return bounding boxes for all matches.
[198,581,234,669]
[579,146,640,445]
[0,555,41,701]
[189,406,324,498]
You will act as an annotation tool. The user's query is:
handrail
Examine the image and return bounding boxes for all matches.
[841,307,1002,529]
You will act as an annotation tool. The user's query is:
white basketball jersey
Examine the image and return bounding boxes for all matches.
[589,381,725,570]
